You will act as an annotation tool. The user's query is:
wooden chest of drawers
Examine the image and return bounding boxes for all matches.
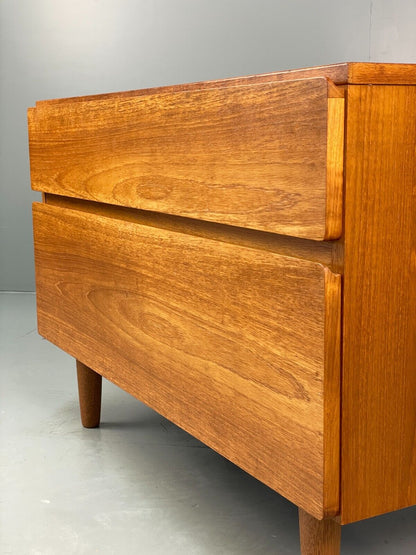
[28,62,416,554]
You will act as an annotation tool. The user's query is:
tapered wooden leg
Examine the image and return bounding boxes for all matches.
[299,509,341,555]
[76,360,102,428]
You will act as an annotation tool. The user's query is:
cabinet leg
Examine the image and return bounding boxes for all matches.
[76,360,102,428]
[299,508,341,555]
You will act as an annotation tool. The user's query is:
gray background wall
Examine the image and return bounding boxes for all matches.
[1,0,415,291]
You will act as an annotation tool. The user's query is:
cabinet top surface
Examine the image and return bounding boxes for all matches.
[33,62,416,107]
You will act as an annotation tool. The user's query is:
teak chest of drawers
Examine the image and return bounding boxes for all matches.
[28,62,416,554]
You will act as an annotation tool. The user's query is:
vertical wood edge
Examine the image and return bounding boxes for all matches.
[27,107,35,192]
[32,203,44,344]
[407,181,416,502]
[341,84,416,523]
[27,107,35,122]
[324,97,344,240]
[323,267,342,517]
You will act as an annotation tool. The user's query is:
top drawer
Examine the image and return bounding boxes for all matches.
[28,77,344,240]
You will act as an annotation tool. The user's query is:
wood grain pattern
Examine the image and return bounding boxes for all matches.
[34,64,350,106]
[323,269,341,516]
[28,77,344,240]
[76,360,102,428]
[299,509,341,555]
[43,193,340,270]
[32,202,341,519]
[30,63,416,109]
[341,84,416,523]
[348,62,416,84]
[325,98,344,240]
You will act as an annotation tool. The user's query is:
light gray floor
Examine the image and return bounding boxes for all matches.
[1,292,415,554]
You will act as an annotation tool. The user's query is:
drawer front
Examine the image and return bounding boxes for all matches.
[29,77,344,240]
[33,203,341,518]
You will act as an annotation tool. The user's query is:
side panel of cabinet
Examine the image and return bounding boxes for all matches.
[341,84,416,523]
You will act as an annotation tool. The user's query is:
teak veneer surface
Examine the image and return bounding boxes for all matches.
[33,202,341,519]
[341,84,416,523]
[28,77,344,240]
[32,63,416,108]
[43,193,340,270]
[29,63,416,551]
[30,63,351,107]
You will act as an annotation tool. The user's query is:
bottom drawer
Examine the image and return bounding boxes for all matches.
[32,202,340,519]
